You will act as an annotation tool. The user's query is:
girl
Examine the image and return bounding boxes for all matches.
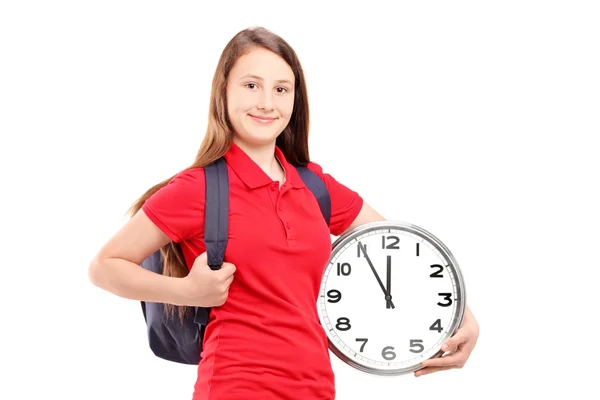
[89,26,479,400]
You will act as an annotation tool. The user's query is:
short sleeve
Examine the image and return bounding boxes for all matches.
[141,168,206,243]
[306,162,364,236]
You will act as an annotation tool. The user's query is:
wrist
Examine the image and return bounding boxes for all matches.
[163,276,189,306]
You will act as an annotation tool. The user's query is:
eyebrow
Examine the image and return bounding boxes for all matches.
[240,74,293,86]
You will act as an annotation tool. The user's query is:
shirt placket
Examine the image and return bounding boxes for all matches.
[267,181,296,246]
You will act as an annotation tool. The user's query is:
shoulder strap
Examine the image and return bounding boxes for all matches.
[204,158,229,270]
[294,165,331,227]
[203,160,329,270]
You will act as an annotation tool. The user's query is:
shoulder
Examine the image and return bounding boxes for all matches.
[142,167,207,242]
[304,161,326,178]
[170,167,206,184]
[145,166,207,207]
[303,161,364,236]
[162,167,206,193]
[303,160,359,196]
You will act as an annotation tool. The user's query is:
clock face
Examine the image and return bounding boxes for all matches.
[317,221,465,375]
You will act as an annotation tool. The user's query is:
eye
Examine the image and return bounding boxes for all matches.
[245,83,258,90]
[276,87,289,94]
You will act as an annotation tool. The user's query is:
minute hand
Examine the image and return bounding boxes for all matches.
[358,242,395,309]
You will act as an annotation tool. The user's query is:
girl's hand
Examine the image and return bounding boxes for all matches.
[179,252,236,307]
[415,306,479,377]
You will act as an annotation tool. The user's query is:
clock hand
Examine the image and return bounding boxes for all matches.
[357,242,395,309]
[386,255,392,309]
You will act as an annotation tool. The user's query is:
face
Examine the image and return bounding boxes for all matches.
[226,47,295,148]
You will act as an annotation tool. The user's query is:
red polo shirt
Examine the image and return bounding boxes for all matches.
[142,142,363,400]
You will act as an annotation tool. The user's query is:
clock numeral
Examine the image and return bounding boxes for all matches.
[437,293,453,307]
[357,242,367,258]
[430,264,444,278]
[382,235,400,249]
[336,262,351,276]
[336,317,351,331]
[382,346,396,360]
[409,339,424,353]
[416,242,420,256]
[327,289,342,303]
[429,319,443,333]
[355,338,368,352]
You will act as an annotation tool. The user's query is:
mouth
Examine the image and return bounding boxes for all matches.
[248,114,277,124]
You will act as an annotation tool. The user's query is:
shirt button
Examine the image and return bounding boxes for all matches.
[270,183,277,191]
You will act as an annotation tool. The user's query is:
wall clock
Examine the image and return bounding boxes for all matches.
[318,221,466,375]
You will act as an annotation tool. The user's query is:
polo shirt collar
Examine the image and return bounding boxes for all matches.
[223,141,306,190]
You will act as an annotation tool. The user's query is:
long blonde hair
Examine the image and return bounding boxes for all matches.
[127,27,312,320]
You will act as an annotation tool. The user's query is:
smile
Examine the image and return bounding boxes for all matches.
[248,114,277,124]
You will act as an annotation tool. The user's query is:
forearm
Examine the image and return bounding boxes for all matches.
[463,305,478,330]
[88,257,186,305]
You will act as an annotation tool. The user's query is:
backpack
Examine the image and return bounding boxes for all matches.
[140,157,331,365]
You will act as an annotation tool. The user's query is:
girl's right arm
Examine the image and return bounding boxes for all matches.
[88,209,188,306]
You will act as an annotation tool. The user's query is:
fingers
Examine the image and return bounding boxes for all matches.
[224,262,236,273]
[219,262,236,276]
[195,251,236,274]
[421,333,470,369]
[223,273,234,287]
[413,310,478,378]
[421,351,466,369]
[414,366,452,377]
[424,326,475,368]
[442,329,467,353]
[195,251,207,263]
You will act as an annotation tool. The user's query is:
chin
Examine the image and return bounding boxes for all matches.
[242,125,283,143]
[237,131,281,147]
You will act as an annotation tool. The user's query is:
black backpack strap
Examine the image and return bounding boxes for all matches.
[204,158,229,270]
[294,165,331,227]
[137,158,229,365]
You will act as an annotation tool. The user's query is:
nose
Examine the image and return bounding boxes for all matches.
[257,89,274,111]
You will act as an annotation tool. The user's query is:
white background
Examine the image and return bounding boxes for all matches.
[1,1,598,399]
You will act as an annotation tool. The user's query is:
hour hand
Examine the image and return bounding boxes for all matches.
[386,255,393,309]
